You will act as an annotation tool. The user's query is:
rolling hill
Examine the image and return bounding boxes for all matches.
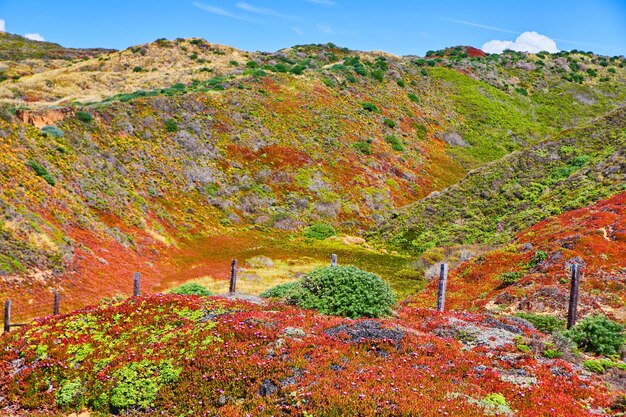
[0,34,625,322]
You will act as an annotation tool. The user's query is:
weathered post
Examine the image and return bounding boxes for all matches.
[229,259,238,294]
[331,254,338,267]
[567,264,581,329]
[436,263,448,312]
[53,291,60,315]
[133,272,141,296]
[4,300,10,333]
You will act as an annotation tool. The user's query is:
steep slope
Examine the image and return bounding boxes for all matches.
[407,192,626,321]
[0,294,621,416]
[375,105,626,253]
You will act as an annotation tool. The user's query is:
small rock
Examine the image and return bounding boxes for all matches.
[258,379,278,396]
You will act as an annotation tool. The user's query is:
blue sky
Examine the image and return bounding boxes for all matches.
[1,0,625,56]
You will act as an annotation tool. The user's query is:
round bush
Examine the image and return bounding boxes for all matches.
[304,223,336,240]
[260,281,300,298]
[289,266,396,318]
[169,282,212,296]
[566,314,624,356]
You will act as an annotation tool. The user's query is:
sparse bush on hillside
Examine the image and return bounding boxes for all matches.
[41,125,64,138]
[383,118,396,128]
[76,111,92,123]
[26,159,55,186]
[529,250,548,267]
[565,314,625,356]
[304,223,336,240]
[169,282,212,296]
[583,358,626,373]
[515,87,528,96]
[361,102,379,113]
[498,271,523,286]
[165,119,178,132]
[371,69,384,82]
[290,64,306,75]
[385,135,405,152]
[353,140,372,155]
[407,93,420,103]
[288,266,396,318]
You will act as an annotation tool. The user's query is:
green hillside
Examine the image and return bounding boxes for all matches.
[375,105,626,252]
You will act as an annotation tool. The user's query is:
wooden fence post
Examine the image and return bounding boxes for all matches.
[4,300,10,333]
[229,260,238,294]
[331,254,337,267]
[567,264,581,329]
[133,272,141,296]
[53,291,60,315]
[436,263,448,312]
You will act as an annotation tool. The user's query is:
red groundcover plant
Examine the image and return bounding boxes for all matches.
[0,294,620,416]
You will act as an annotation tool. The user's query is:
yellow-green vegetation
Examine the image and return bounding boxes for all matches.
[189,257,327,296]
[376,106,626,253]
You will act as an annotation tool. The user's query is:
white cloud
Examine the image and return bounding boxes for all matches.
[25,33,45,41]
[292,26,304,35]
[306,0,337,5]
[236,2,296,20]
[0,19,5,32]
[482,31,559,54]
[443,18,517,34]
[316,23,333,34]
[192,2,252,21]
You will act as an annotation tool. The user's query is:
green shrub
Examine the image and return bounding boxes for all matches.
[515,87,528,96]
[288,266,396,318]
[260,281,300,298]
[516,312,566,333]
[169,282,212,296]
[396,79,405,87]
[483,393,507,407]
[529,250,548,267]
[109,359,181,411]
[543,349,563,359]
[385,135,405,152]
[353,141,372,155]
[414,123,428,139]
[583,359,610,373]
[55,378,83,410]
[407,93,420,103]
[362,102,379,113]
[290,64,306,75]
[76,111,93,123]
[41,125,64,138]
[133,66,144,72]
[383,118,396,128]
[164,119,178,132]
[498,271,523,286]
[565,314,625,356]
[304,223,336,240]
[371,69,384,82]
[26,159,55,186]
